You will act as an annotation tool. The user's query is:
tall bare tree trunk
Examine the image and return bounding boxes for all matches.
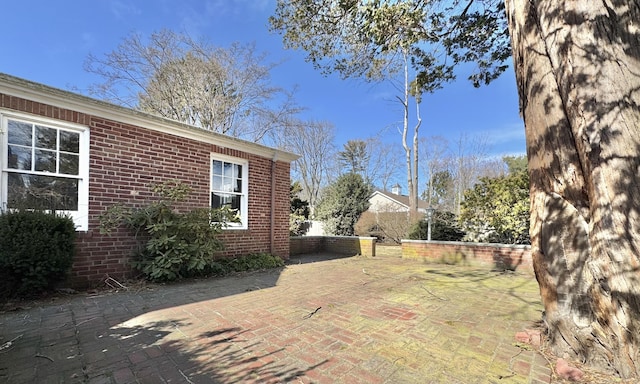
[412,86,422,213]
[505,0,640,377]
[400,48,419,214]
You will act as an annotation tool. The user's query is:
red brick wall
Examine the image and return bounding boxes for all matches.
[1,93,291,287]
[291,237,532,274]
[290,236,324,255]
[401,240,533,274]
[290,236,376,257]
[324,236,375,256]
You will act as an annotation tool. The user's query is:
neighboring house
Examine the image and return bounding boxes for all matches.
[368,184,430,214]
[0,73,298,286]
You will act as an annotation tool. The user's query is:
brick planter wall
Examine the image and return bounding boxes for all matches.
[401,240,533,275]
[290,236,324,255]
[291,236,376,257]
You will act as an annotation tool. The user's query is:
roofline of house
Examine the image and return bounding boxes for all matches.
[371,189,429,211]
[371,190,409,209]
[0,73,300,163]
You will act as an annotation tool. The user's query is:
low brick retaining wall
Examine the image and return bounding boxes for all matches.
[290,237,533,275]
[401,240,533,275]
[290,236,376,257]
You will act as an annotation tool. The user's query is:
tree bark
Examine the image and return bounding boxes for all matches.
[505,0,640,377]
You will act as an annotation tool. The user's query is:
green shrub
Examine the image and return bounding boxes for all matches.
[290,181,310,236]
[187,253,285,278]
[220,253,285,274]
[100,180,235,282]
[132,205,231,281]
[0,210,76,298]
[408,211,465,241]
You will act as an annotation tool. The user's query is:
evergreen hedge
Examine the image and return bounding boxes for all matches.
[0,211,76,298]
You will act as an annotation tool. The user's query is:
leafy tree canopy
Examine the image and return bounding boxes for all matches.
[269,0,511,90]
[316,173,373,236]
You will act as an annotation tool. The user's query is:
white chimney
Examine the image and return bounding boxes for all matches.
[391,183,401,195]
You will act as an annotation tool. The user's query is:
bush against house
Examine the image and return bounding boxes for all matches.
[0,210,76,298]
[100,180,235,282]
[316,173,372,236]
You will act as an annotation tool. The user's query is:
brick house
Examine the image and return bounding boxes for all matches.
[0,73,298,287]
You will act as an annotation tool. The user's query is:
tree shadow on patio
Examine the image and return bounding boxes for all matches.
[101,318,329,383]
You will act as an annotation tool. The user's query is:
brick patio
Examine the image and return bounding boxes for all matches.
[0,253,551,383]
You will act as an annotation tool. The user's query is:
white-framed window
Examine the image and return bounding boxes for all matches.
[1,112,90,231]
[210,154,248,229]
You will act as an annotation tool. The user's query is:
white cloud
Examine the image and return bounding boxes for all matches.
[202,0,272,18]
[81,32,96,49]
[175,0,275,41]
[484,122,526,145]
[109,1,141,21]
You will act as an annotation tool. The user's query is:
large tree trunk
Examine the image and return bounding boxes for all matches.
[505,0,640,378]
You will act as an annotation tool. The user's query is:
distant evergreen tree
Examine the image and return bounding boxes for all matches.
[337,140,369,177]
[316,173,372,236]
[502,155,528,174]
[408,211,465,242]
[290,181,310,236]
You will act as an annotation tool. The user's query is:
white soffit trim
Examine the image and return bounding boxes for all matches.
[0,73,300,163]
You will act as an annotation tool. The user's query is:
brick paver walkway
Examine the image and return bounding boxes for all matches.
[0,253,551,383]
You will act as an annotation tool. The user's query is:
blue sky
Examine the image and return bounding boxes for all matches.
[0,0,526,158]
